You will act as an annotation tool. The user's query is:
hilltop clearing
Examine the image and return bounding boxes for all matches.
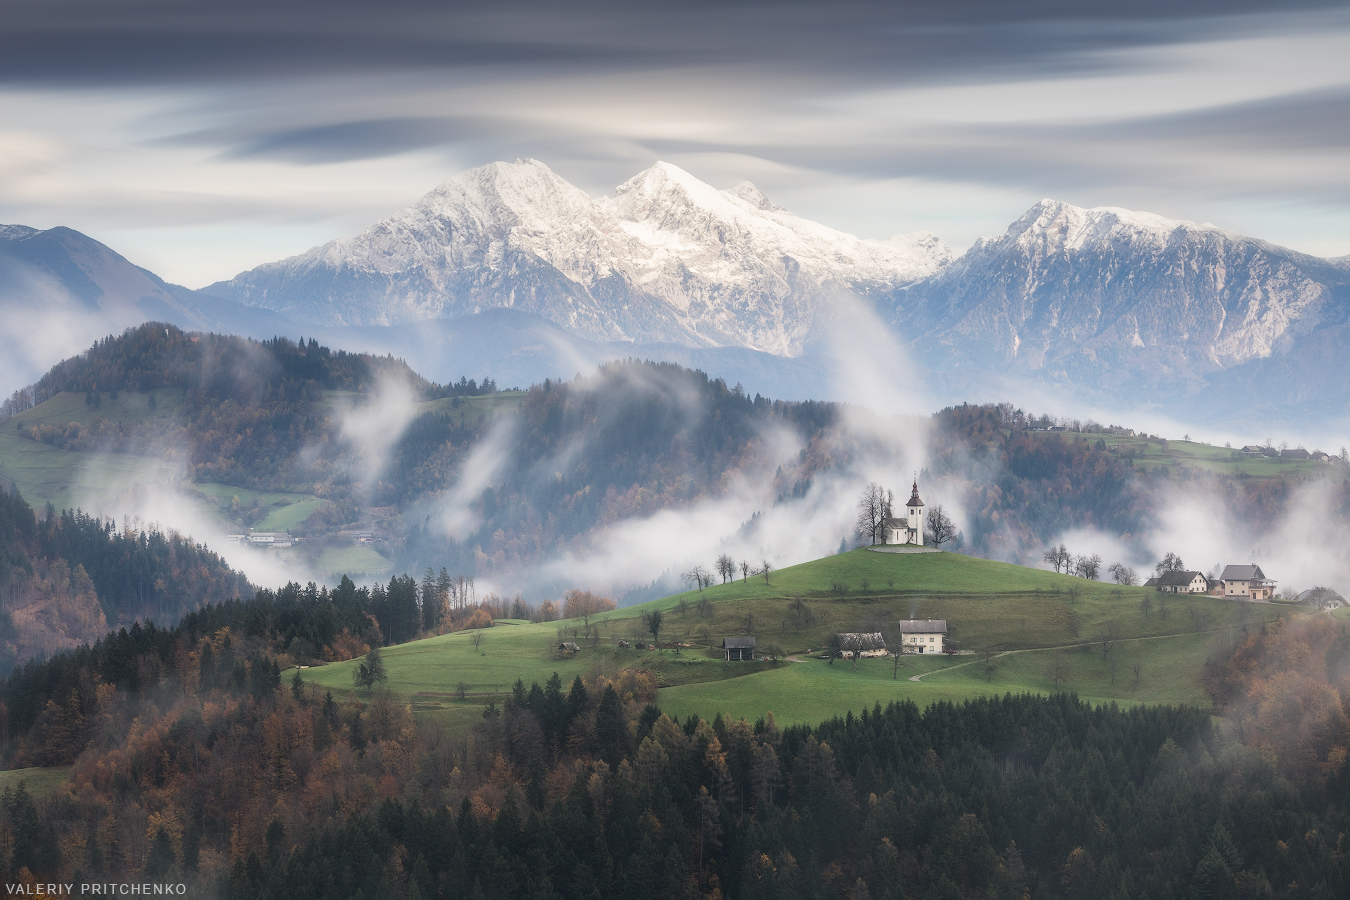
[301,549,1287,732]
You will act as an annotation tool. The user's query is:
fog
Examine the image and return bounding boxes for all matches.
[1040,473,1350,597]
[335,373,420,491]
[407,308,956,603]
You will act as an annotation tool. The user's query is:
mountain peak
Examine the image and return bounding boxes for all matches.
[722,181,781,212]
[0,224,40,241]
[611,160,733,213]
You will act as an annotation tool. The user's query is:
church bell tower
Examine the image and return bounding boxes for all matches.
[905,477,925,544]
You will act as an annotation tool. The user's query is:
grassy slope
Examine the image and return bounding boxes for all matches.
[414,391,527,422]
[1,390,331,533]
[0,431,168,512]
[313,545,393,579]
[0,765,73,798]
[9,389,185,429]
[302,549,1289,733]
[192,483,326,532]
[1074,431,1336,479]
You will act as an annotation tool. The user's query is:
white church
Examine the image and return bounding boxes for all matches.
[884,478,926,545]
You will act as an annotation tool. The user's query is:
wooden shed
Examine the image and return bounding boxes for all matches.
[722,635,757,661]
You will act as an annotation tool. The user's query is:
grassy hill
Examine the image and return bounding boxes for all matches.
[1072,430,1338,479]
[300,548,1289,734]
[0,430,169,513]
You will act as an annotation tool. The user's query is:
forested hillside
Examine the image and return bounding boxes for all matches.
[1,580,1346,899]
[0,486,250,669]
[0,323,455,490]
[4,326,1345,603]
[397,364,839,572]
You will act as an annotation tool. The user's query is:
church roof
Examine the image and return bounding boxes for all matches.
[905,478,924,508]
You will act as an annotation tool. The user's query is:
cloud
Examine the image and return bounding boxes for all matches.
[433,415,518,540]
[336,373,420,492]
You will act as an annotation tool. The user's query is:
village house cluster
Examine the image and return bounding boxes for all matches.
[1145,564,1276,601]
[716,618,951,662]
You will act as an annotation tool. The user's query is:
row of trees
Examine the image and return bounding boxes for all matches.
[685,556,774,593]
[1043,546,1195,586]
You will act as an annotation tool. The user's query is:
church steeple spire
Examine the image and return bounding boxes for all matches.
[906,475,924,508]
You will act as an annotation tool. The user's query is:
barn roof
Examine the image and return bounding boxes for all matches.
[898,619,947,634]
[558,641,580,651]
[1157,570,1204,587]
[722,636,757,649]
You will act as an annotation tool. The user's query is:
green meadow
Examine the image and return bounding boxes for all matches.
[192,482,327,531]
[300,549,1288,734]
[0,765,73,798]
[8,388,185,429]
[1072,431,1334,479]
[0,431,169,513]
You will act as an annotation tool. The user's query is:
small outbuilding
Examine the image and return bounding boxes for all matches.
[558,641,581,654]
[722,636,757,661]
[899,619,948,654]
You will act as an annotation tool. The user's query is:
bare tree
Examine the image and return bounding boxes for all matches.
[1154,552,1185,576]
[925,505,958,547]
[1140,594,1153,622]
[740,560,750,583]
[758,559,774,585]
[471,631,484,652]
[715,554,736,584]
[683,565,713,593]
[1043,543,1071,573]
[1075,554,1102,580]
[1097,622,1122,659]
[1108,562,1138,586]
[854,482,892,546]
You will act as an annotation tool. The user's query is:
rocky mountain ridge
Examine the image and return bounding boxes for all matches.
[889,198,1350,398]
[206,159,953,354]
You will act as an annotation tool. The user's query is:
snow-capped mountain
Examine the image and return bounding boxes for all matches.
[891,199,1350,397]
[206,159,952,354]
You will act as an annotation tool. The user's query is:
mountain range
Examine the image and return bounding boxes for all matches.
[5,159,1350,429]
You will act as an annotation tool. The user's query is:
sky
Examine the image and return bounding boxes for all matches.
[2,0,1350,288]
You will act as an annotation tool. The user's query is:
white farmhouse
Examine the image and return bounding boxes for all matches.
[1155,570,1209,594]
[885,479,926,545]
[1221,565,1276,601]
[899,619,947,653]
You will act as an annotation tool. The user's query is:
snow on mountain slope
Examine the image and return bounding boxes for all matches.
[206,159,951,354]
[891,199,1350,395]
